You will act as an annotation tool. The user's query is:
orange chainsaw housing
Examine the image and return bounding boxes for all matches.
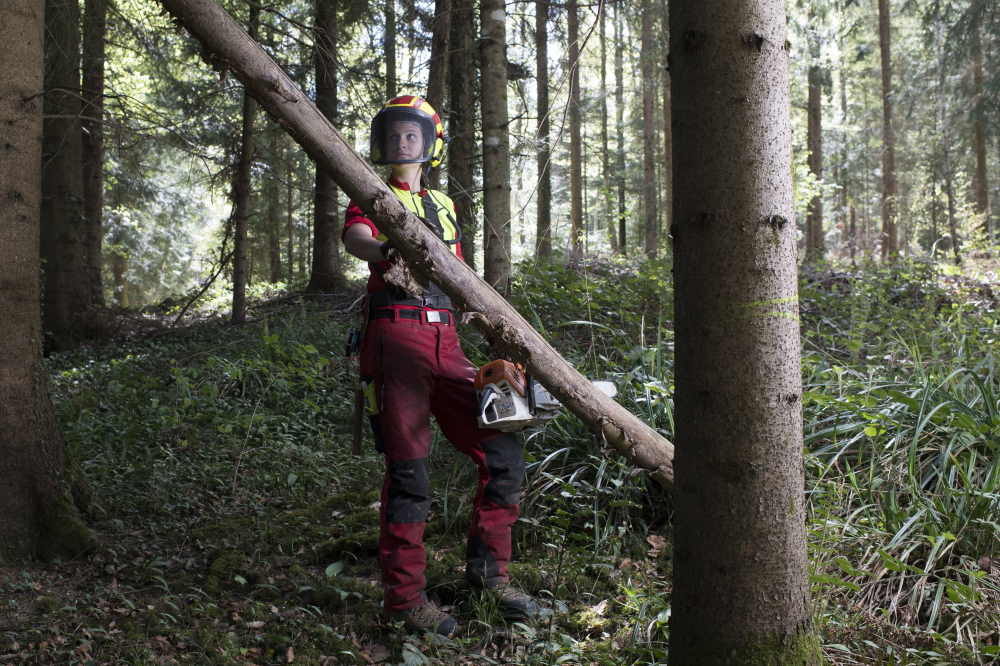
[474,360,527,397]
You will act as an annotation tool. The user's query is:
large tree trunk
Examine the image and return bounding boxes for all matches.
[877,0,898,260]
[448,0,477,270]
[567,0,584,259]
[535,0,553,258]
[307,0,344,293]
[158,0,674,487]
[1,0,96,563]
[42,0,93,350]
[640,0,658,259]
[82,0,106,307]
[971,24,991,240]
[480,0,512,293]
[614,1,627,253]
[669,0,820,662]
[805,39,824,263]
[425,0,450,190]
[231,4,258,324]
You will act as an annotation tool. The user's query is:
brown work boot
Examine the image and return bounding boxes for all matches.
[389,601,458,636]
[485,582,541,621]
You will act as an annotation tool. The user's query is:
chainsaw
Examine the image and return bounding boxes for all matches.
[474,359,617,432]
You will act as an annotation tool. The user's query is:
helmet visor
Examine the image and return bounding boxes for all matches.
[370,108,436,165]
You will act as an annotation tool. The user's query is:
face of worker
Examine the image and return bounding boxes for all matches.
[385,120,425,163]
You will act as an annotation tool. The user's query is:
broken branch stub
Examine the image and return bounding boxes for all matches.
[158,0,674,487]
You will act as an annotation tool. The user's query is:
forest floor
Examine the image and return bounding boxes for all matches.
[1,256,998,665]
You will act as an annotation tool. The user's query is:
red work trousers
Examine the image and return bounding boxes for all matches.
[359,306,524,611]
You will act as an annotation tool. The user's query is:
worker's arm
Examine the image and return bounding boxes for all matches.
[344,224,391,263]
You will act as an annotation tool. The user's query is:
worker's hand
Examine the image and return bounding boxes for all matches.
[380,241,397,261]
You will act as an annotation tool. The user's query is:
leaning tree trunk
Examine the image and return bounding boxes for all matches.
[82,0,106,307]
[42,0,93,350]
[640,0,658,259]
[535,0,553,258]
[158,0,674,487]
[480,0,512,293]
[567,0,584,259]
[669,0,821,662]
[448,0,477,269]
[877,0,898,260]
[307,0,344,293]
[1,0,96,563]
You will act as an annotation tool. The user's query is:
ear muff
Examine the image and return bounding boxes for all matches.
[429,135,447,168]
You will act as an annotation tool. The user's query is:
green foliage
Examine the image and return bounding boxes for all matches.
[7,258,998,663]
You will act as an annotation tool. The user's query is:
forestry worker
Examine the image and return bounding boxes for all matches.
[341,95,540,636]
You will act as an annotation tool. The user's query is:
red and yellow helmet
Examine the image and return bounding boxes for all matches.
[370,95,447,167]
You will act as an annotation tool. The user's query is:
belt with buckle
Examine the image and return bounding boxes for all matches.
[370,308,453,325]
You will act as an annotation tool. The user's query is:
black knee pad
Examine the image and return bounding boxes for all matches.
[483,434,525,507]
[386,458,431,523]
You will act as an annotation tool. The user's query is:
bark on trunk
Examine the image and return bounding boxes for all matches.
[806,58,824,263]
[448,0,477,270]
[659,0,672,244]
[669,0,820,661]
[307,0,343,293]
[640,0,658,259]
[877,0,898,260]
[385,0,396,98]
[158,0,674,487]
[599,2,615,253]
[42,0,93,350]
[614,1,627,253]
[286,140,295,282]
[425,0,450,190]
[82,0,106,307]
[231,4,258,324]
[535,0,552,258]
[480,0,512,293]
[1,0,96,562]
[568,0,584,259]
[971,24,991,240]
[267,129,282,283]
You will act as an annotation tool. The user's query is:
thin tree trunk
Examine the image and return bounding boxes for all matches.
[669,0,820,661]
[448,0,477,269]
[567,0,584,259]
[640,0,658,259]
[1,0,96,562]
[535,0,552,258]
[614,1,627,253]
[267,129,282,283]
[307,0,343,292]
[82,0,106,307]
[426,0,450,189]
[659,0,671,245]
[42,0,93,350]
[971,23,991,240]
[945,162,961,265]
[385,0,396,97]
[159,0,675,487]
[877,0,898,260]
[806,55,824,262]
[231,3,259,323]
[286,141,295,282]
[599,1,615,253]
[481,0,512,293]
